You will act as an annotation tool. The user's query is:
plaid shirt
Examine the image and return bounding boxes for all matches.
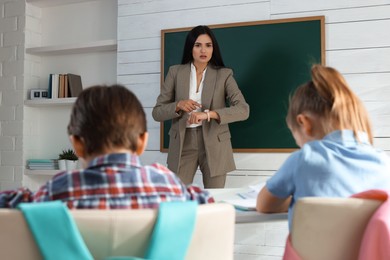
[0,153,214,209]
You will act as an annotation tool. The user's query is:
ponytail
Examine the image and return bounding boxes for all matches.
[287,65,373,144]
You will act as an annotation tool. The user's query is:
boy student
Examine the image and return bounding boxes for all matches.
[0,85,214,208]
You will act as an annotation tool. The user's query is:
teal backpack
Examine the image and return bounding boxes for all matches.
[18,201,197,260]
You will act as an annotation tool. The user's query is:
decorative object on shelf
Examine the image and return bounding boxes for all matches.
[58,148,78,160]
[29,89,49,99]
[66,160,78,171]
[58,159,66,170]
[58,149,78,171]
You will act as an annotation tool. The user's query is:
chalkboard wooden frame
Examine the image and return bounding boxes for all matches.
[160,16,325,152]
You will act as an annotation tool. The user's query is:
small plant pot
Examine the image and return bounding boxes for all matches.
[66,160,78,171]
[58,159,66,170]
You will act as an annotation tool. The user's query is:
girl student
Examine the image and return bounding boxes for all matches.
[256,64,390,229]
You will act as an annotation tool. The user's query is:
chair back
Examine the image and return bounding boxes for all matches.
[291,197,381,260]
[0,203,235,260]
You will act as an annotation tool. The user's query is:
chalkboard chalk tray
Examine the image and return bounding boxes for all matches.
[161,16,325,152]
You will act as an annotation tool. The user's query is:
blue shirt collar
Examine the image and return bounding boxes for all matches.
[324,130,370,147]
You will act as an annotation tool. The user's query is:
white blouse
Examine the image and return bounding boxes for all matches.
[187,63,207,128]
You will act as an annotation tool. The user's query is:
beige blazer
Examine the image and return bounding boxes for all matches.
[152,63,249,177]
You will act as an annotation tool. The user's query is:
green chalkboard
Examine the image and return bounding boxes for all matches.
[160,16,325,152]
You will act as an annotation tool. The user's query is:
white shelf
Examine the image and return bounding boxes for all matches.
[26,39,117,56]
[22,0,117,189]
[24,98,76,107]
[25,169,59,176]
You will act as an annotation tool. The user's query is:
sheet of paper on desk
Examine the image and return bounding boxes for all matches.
[221,199,257,211]
[237,182,266,199]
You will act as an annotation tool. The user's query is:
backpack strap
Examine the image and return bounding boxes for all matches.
[18,201,93,260]
[145,201,198,260]
[18,201,197,260]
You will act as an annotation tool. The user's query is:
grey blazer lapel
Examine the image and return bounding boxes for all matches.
[202,66,217,110]
[176,64,191,100]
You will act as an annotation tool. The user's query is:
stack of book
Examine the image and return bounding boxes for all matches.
[27,159,58,170]
[48,73,83,99]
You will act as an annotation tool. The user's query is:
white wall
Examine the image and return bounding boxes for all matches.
[117,1,390,259]
[0,0,25,190]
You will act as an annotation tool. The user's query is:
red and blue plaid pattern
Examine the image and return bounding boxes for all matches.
[0,153,214,209]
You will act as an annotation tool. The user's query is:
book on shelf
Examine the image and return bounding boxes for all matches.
[50,74,59,99]
[48,73,82,99]
[64,74,69,98]
[68,73,83,97]
[27,159,58,170]
[59,74,65,98]
[48,74,52,98]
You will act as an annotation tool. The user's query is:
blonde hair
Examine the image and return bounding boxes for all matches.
[286,64,373,144]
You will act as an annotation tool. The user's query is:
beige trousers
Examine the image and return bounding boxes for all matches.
[177,127,226,188]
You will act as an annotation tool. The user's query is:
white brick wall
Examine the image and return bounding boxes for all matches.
[0,0,25,190]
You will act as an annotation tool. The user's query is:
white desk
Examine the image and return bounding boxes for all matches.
[208,188,288,223]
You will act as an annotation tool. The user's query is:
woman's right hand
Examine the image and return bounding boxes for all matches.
[176,99,202,113]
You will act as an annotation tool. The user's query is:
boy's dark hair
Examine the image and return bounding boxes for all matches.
[181,25,225,68]
[67,84,147,155]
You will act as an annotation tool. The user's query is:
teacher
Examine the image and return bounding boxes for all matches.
[152,25,249,188]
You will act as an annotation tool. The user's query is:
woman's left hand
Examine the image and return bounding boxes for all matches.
[187,112,208,125]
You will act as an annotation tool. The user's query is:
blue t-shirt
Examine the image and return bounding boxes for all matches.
[266,130,390,230]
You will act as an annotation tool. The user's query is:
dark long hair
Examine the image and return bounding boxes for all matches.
[181,25,225,68]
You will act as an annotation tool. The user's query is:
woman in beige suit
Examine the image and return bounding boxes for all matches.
[152,25,249,188]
